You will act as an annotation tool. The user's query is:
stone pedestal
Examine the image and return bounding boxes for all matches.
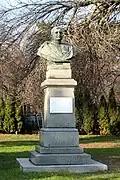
[17,63,107,173]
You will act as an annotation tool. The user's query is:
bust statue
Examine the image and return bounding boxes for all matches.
[37,26,75,65]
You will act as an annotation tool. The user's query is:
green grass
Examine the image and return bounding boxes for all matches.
[80,135,120,143]
[0,134,120,180]
[80,135,120,156]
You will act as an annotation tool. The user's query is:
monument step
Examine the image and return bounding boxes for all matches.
[36,145,83,154]
[30,150,91,165]
[17,158,108,173]
[41,78,77,88]
[40,128,78,131]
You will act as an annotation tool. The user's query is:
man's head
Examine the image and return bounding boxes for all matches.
[51,26,63,42]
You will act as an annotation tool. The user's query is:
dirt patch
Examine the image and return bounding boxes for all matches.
[80,142,117,148]
[94,156,120,171]
[80,143,120,171]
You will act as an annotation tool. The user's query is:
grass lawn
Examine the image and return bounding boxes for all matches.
[0,134,120,180]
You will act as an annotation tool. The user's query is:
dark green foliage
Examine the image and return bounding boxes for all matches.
[75,87,95,135]
[3,95,15,133]
[92,105,100,135]
[83,109,94,134]
[112,106,120,135]
[15,100,23,133]
[108,87,118,135]
[0,95,5,131]
[3,95,23,134]
[98,95,110,135]
[82,88,94,134]
[75,87,120,136]
[75,87,84,134]
[75,107,83,134]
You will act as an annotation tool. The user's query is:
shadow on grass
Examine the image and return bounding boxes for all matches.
[84,147,120,156]
[0,151,29,169]
[1,136,120,147]
[79,135,120,144]
[1,168,120,180]
[84,147,120,171]
[1,151,120,180]
[0,140,38,147]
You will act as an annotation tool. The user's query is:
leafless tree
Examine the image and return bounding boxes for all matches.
[0,0,119,42]
[0,0,119,108]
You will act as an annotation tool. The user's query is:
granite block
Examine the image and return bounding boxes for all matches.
[17,158,108,173]
[30,151,91,165]
[40,128,79,147]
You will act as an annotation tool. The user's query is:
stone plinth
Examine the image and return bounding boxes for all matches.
[17,65,107,173]
[46,63,71,79]
[40,128,79,147]
[17,158,107,173]
[41,78,77,128]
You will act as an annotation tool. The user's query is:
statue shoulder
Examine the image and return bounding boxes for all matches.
[37,41,51,56]
[40,41,50,48]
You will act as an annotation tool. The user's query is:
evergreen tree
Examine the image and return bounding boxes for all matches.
[15,100,23,133]
[92,104,100,135]
[113,106,120,136]
[75,107,84,134]
[83,88,94,134]
[3,95,15,133]
[75,86,84,134]
[0,95,5,132]
[108,87,120,135]
[83,107,93,134]
[98,95,110,135]
[108,87,118,135]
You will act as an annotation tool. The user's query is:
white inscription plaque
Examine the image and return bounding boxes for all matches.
[50,97,73,113]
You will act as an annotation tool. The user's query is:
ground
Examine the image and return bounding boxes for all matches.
[0,134,120,180]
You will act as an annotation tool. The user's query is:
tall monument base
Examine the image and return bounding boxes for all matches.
[17,64,107,173]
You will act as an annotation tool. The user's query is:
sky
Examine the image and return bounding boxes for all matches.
[0,0,36,6]
[0,0,45,6]
[0,0,119,23]
[0,0,7,5]
[0,0,18,6]
[0,0,12,5]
